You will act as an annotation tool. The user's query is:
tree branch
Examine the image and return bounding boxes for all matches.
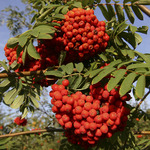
[0,128,150,139]
[137,5,150,17]
[0,128,64,138]
[0,70,46,78]
[134,131,150,135]
[135,89,150,111]
[0,67,77,78]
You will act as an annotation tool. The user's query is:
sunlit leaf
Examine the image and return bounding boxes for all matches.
[115,4,125,22]
[65,63,74,74]
[120,73,137,96]
[27,41,41,59]
[92,67,116,84]
[75,63,84,73]
[108,69,126,91]
[135,75,145,99]
[11,95,24,109]
[7,37,18,48]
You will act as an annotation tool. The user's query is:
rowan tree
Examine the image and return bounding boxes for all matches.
[0,0,150,149]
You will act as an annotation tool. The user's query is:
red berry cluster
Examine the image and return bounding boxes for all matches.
[0,125,3,130]
[4,45,23,66]
[49,79,131,149]
[4,8,109,87]
[43,8,109,62]
[14,116,27,126]
[4,44,57,87]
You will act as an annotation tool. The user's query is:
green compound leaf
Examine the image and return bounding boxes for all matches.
[92,67,116,85]
[22,107,28,119]
[18,32,30,47]
[131,5,143,20]
[4,88,18,105]
[22,46,27,64]
[135,51,150,63]
[45,70,63,77]
[0,79,11,87]
[120,73,138,96]
[75,63,84,73]
[137,26,148,34]
[30,96,39,108]
[27,41,41,59]
[115,4,125,22]
[0,137,12,145]
[59,51,67,66]
[99,53,108,61]
[72,75,83,89]
[106,4,116,19]
[0,61,8,72]
[53,14,65,19]
[55,6,64,14]
[33,25,55,34]
[65,63,74,74]
[127,50,135,59]
[127,63,150,70]
[62,6,69,14]
[124,5,135,24]
[135,75,145,99]
[6,37,18,48]
[76,82,90,91]
[11,95,24,109]
[98,5,111,21]
[72,2,82,8]
[107,69,126,91]
[89,69,102,78]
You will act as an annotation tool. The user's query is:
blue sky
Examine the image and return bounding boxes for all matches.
[0,1,150,112]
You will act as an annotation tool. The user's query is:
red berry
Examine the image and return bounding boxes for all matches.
[89,122,97,131]
[57,85,65,91]
[100,124,108,134]
[79,126,86,134]
[81,110,89,118]
[110,112,117,120]
[51,84,58,91]
[84,102,92,111]
[86,96,93,102]
[55,101,63,108]
[65,121,72,129]
[62,114,70,123]
[95,129,102,137]
[89,109,97,118]
[74,121,81,129]
[94,115,103,123]
[67,97,74,105]
[83,122,90,130]
[102,113,109,121]
[53,91,62,100]
[75,106,83,114]
[102,90,110,100]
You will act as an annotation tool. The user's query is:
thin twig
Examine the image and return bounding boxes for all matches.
[0,67,77,78]
[0,128,64,138]
[134,131,150,135]
[135,89,150,111]
[137,5,150,17]
[0,70,46,78]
